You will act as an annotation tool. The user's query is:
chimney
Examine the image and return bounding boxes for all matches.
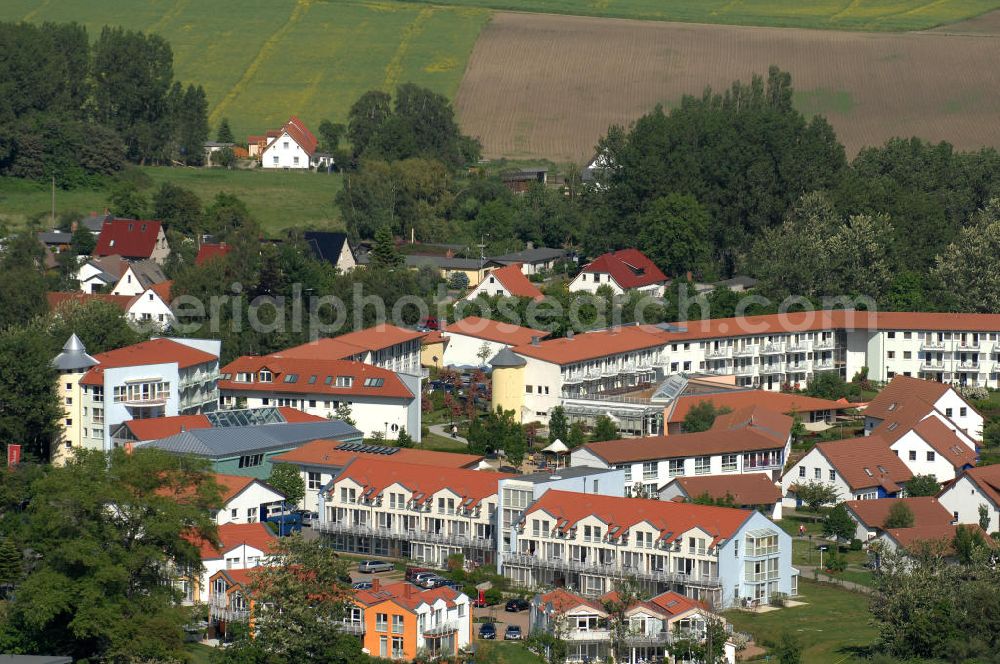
[686,271,693,282]
[566,330,574,340]
[531,336,540,346]
[180,425,186,432]
[404,583,415,598]
[372,578,381,593]
[526,241,534,250]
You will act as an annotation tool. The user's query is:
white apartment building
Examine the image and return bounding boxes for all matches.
[277,325,424,375]
[53,335,220,462]
[505,489,796,607]
[491,310,1000,425]
[569,406,792,494]
[316,458,510,567]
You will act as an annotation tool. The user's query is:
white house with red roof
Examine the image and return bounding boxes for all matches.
[939,465,1000,533]
[440,316,549,368]
[260,116,331,170]
[93,218,170,264]
[504,489,795,607]
[181,522,277,604]
[863,374,983,443]
[465,263,544,301]
[568,249,668,296]
[52,335,221,463]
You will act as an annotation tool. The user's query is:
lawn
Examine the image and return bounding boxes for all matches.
[724,579,877,663]
[1,0,490,142]
[0,167,344,236]
[392,0,1000,30]
[474,641,543,664]
[185,643,216,664]
[421,432,472,453]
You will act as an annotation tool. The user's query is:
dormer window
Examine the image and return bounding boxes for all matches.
[259,370,272,382]
[336,376,353,388]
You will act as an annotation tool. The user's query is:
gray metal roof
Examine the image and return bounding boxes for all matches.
[489,247,566,264]
[489,347,526,368]
[404,255,482,270]
[128,260,167,288]
[37,231,73,245]
[52,334,99,371]
[516,466,617,483]
[140,420,361,458]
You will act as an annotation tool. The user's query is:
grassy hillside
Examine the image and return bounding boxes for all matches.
[0,168,343,235]
[0,0,489,142]
[391,0,1000,31]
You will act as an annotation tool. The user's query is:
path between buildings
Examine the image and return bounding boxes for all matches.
[428,423,469,445]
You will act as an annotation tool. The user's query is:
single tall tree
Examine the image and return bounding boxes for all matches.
[824,503,857,541]
[683,400,731,433]
[883,501,915,529]
[548,406,569,445]
[591,415,618,442]
[267,464,305,506]
[216,117,235,144]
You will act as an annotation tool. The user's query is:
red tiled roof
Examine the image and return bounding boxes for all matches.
[960,465,1000,508]
[482,264,544,300]
[581,249,668,289]
[213,567,255,588]
[213,473,264,502]
[93,219,162,259]
[120,407,324,441]
[444,316,549,346]
[647,591,707,617]
[844,497,953,530]
[272,439,482,468]
[80,338,218,385]
[148,280,173,302]
[195,243,232,266]
[538,588,606,614]
[669,474,781,506]
[277,406,328,423]
[353,580,462,611]
[524,490,752,546]
[813,436,913,492]
[865,375,951,421]
[709,404,792,445]
[667,391,844,424]
[334,457,512,508]
[581,425,784,465]
[264,116,318,156]
[279,325,424,360]
[910,417,977,470]
[511,310,1000,365]
[884,524,994,553]
[47,291,132,313]
[219,356,414,400]
[189,522,277,560]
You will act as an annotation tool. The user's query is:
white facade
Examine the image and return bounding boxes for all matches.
[865,386,983,443]
[781,448,859,506]
[568,272,664,297]
[864,329,1000,390]
[261,130,311,169]
[466,273,515,300]
[939,474,1000,533]
[196,542,270,604]
[126,287,175,330]
[77,261,116,293]
[216,481,286,525]
[889,428,966,484]
[112,265,150,296]
[441,332,510,368]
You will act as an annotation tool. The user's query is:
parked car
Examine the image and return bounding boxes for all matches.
[358,560,394,574]
[505,598,530,612]
[440,580,464,592]
[479,623,496,640]
[296,510,318,527]
[405,567,432,582]
[352,581,373,590]
[412,572,439,587]
[504,625,522,641]
[417,575,447,589]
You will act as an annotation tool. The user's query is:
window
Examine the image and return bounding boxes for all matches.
[642,461,657,480]
[668,459,684,477]
[65,382,72,391]
[272,155,278,164]
[392,615,404,634]
[799,466,806,478]
[526,385,533,394]
[284,374,299,383]
[909,451,917,461]
[695,456,710,475]
[888,332,895,339]
[238,453,264,468]
[392,637,404,658]
[376,613,388,632]
[226,556,239,569]
[622,466,631,483]
[829,470,836,481]
[814,468,821,480]
[364,377,384,388]
[293,156,299,165]
[927,451,935,462]
[960,407,968,417]
[65,419,72,426]
[65,397,72,405]
[309,399,317,408]
[336,376,353,388]
[946,408,953,417]
[379,637,388,658]
[247,507,258,522]
[308,375,317,384]
[231,508,238,519]
[722,454,738,472]
[283,141,289,149]
[887,351,895,359]
[308,472,322,490]
[904,351,912,359]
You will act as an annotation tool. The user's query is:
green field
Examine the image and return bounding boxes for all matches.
[0,168,343,235]
[394,0,1000,31]
[725,579,877,663]
[0,0,490,142]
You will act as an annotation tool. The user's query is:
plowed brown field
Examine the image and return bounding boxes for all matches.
[455,11,1000,162]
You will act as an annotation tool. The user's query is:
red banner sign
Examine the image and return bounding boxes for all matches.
[7,445,21,467]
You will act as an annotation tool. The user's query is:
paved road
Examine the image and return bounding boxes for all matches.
[428,423,470,445]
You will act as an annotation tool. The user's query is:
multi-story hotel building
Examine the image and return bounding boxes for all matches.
[52,335,220,462]
[504,489,795,607]
[316,458,513,567]
[490,310,1000,426]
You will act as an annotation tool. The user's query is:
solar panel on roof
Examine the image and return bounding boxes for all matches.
[387,448,399,455]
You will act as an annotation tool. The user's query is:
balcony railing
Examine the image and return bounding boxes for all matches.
[123,395,168,407]
[564,629,611,642]
[921,341,946,350]
[339,621,366,635]
[761,344,785,355]
[503,553,721,589]
[759,365,784,375]
[625,631,672,646]
[786,342,810,352]
[732,346,756,357]
[423,620,461,636]
[734,365,755,376]
[813,359,834,369]
[920,362,945,371]
[706,347,730,358]
[957,361,981,370]
[814,339,836,350]
[956,341,981,351]
[317,520,493,549]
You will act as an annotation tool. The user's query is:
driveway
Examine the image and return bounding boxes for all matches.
[473,604,531,643]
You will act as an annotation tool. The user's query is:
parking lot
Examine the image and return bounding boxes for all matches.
[473,603,531,643]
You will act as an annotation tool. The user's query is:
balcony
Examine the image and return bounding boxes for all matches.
[503,553,721,589]
[734,365,755,376]
[760,344,785,355]
[813,359,834,370]
[921,340,946,351]
[564,629,611,642]
[786,342,810,352]
[759,364,784,375]
[123,395,168,407]
[785,363,809,372]
[814,338,836,350]
[706,347,730,359]
[424,620,461,636]
[316,520,493,549]
[732,346,756,357]
[625,631,672,646]
[920,361,945,371]
[339,621,366,635]
[956,340,981,351]
[208,596,249,622]
[957,361,981,371]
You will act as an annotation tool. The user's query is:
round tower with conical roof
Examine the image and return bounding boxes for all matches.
[51,334,99,464]
[489,346,526,421]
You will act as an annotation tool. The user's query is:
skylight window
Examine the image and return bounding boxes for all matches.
[324,376,333,385]
[283,374,299,383]
[864,468,873,477]
[364,377,385,387]
[307,375,317,384]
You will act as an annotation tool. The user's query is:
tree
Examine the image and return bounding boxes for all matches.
[602,576,645,664]
[369,226,403,269]
[318,119,346,153]
[467,407,527,464]
[396,427,414,448]
[774,631,802,664]
[567,421,586,449]
[978,503,991,532]
[984,419,1000,449]
[883,501,914,529]
[0,324,62,460]
[172,83,209,165]
[591,415,618,442]
[0,537,21,593]
[107,181,149,219]
[637,193,711,278]
[905,474,940,497]
[153,181,203,237]
[216,117,234,144]
[203,191,260,242]
[683,400,732,433]
[333,402,356,427]
[953,524,988,565]
[347,90,393,158]
[824,503,857,541]
[218,535,361,664]
[789,410,806,445]
[69,225,96,256]
[0,448,221,661]
[692,491,735,508]
[476,341,492,366]
[548,406,569,446]
[448,271,470,291]
[933,199,1000,312]
[267,463,305,506]
[793,481,840,512]
[804,370,850,400]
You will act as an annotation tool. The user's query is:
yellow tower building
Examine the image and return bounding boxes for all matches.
[52,334,98,465]
[489,347,526,421]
